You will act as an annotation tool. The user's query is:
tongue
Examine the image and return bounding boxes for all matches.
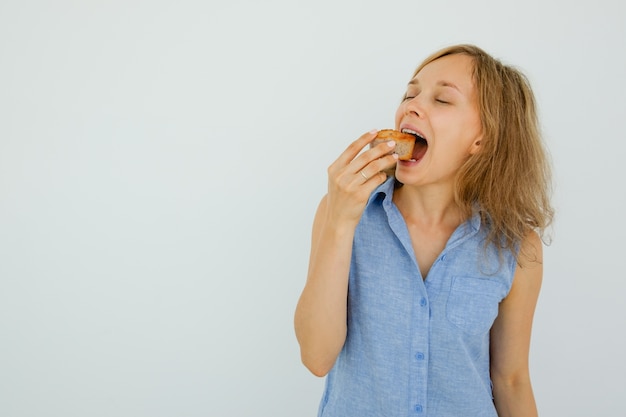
[411,140,428,161]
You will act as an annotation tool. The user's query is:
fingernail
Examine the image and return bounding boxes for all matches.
[369,129,379,134]
[387,140,396,147]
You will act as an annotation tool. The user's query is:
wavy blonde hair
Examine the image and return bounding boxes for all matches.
[412,44,554,262]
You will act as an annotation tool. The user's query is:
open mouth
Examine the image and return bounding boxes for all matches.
[401,128,428,161]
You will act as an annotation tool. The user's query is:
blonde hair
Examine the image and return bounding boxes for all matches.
[412,44,554,262]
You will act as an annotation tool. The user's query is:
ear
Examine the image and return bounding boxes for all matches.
[469,137,482,155]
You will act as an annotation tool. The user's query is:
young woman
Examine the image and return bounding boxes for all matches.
[294,44,553,417]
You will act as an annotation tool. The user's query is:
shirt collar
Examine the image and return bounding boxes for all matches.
[367,176,396,206]
[367,176,482,232]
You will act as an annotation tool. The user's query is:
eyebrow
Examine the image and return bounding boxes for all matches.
[407,78,461,93]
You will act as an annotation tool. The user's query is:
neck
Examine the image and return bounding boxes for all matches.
[393,182,464,228]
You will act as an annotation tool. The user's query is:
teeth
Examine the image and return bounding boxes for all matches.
[401,128,425,140]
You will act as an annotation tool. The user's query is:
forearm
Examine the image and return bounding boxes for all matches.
[294,223,354,376]
[492,373,538,417]
[295,130,397,376]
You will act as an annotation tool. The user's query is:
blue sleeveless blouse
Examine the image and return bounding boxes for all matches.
[318,177,518,417]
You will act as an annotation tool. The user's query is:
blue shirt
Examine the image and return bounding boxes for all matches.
[318,177,518,417]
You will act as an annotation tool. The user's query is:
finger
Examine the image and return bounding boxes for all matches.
[356,153,398,185]
[358,169,391,195]
[364,152,400,177]
[332,129,379,169]
[350,140,397,175]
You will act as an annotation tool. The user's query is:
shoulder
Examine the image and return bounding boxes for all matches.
[518,230,543,268]
[506,230,543,304]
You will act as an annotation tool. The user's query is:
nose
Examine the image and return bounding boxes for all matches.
[404,95,423,118]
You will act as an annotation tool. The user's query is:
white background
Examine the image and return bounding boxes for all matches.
[1,1,625,416]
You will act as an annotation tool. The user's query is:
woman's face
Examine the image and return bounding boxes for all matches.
[394,53,483,187]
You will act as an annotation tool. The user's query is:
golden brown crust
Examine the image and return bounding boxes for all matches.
[371,129,415,161]
[374,129,415,142]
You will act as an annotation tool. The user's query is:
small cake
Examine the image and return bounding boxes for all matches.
[371,129,416,161]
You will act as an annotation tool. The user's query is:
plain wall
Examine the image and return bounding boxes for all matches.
[1,0,625,416]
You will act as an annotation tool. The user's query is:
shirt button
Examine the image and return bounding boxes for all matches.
[414,404,423,413]
[419,297,427,307]
[415,352,425,360]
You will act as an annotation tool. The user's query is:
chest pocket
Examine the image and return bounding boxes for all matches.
[446,276,507,335]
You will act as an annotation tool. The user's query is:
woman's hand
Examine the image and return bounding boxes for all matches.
[325,129,398,228]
